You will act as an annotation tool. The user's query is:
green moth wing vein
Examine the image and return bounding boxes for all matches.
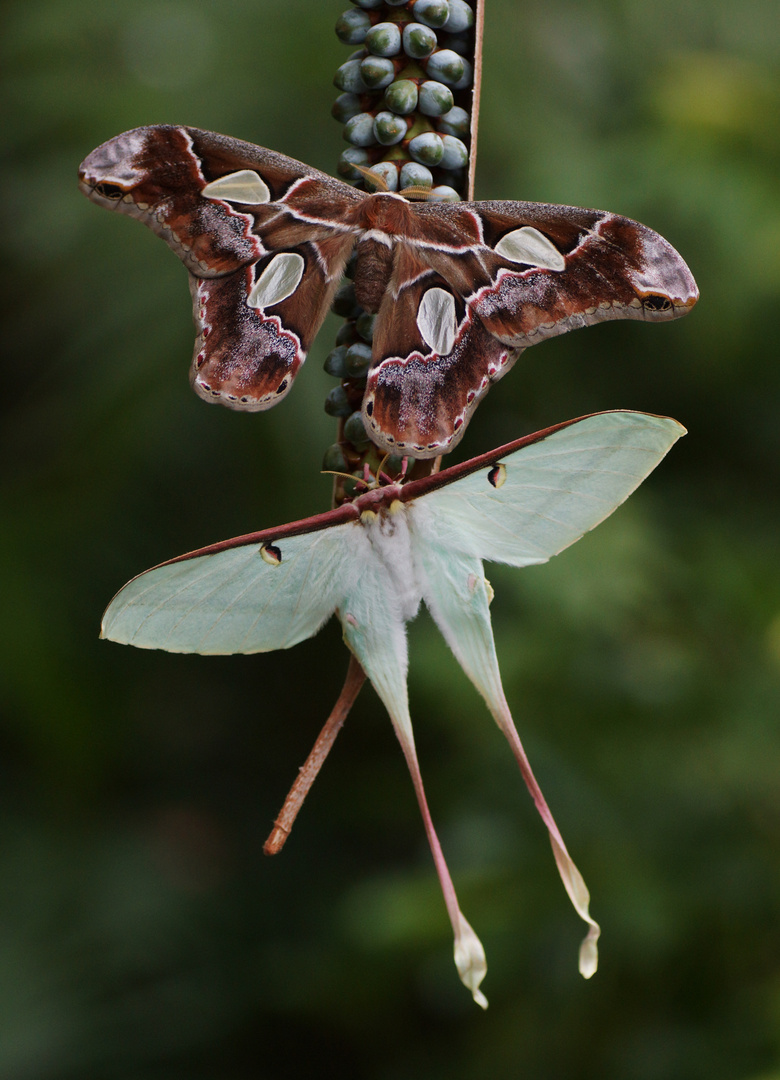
[102,411,684,653]
[101,409,685,1005]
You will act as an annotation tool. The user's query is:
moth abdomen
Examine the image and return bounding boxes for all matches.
[353,238,395,313]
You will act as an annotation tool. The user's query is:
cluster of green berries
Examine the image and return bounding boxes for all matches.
[325,0,476,486]
[321,251,393,485]
[333,0,474,201]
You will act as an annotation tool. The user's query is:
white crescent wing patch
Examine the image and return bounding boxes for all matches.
[417,286,458,355]
[202,170,271,205]
[248,252,305,310]
[494,226,566,271]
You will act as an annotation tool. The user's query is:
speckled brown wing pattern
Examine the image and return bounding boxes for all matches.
[80,126,698,457]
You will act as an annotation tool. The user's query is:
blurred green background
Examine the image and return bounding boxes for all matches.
[2,0,780,1076]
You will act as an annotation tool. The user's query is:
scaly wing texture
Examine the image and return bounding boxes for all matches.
[364,200,697,457]
[78,125,361,411]
[101,514,363,654]
[363,239,518,457]
[404,411,685,565]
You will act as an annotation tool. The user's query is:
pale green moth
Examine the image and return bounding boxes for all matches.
[102,410,685,1007]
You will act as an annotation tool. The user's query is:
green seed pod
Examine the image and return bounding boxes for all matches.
[356,311,378,342]
[408,131,444,166]
[452,57,473,89]
[429,184,461,202]
[336,8,372,44]
[324,386,354,418]
[344,410,372,446]
[399,160,433,189]
[336,321,359,346]
[436,104,470,137]
[338,146,371,180]
[373,110,407,145]
[340,474,362,499]
[359,55,396,89]
[345,341,373,377]
[439,133,468,169]
[418,79,454,116]
[413,0,450,29]
[365,21,402,57]
[366,160,399,191]
[322,443,350,474]
[334,58,369,94]
[439,31,470,55]
[332,280,361,318]
[332,92,364,124]
[424,48,464,85]
[344,112,378,146]
[443,0,474,33]
[435,167,465,189]
[324,345,349,378]
[383,453,406,476]
[402,22,437,59]
[384,78,419,115]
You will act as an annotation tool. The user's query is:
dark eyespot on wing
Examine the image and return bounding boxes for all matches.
[95,182,124,199]
[487,463,507,488]
[260,543,282,565]
[642,294,674,312]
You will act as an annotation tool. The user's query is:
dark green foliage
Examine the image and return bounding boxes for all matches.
[3,1,780,1078]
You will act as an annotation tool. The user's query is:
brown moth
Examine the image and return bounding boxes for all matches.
[79,126,698,458]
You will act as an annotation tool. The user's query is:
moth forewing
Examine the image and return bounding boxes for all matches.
[101,522,359,654]
[405,412,686,566]
[80,126,698,458]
